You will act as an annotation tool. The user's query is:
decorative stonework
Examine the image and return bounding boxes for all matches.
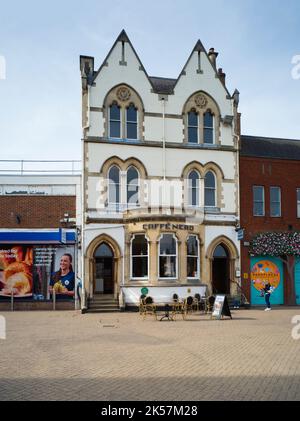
[194,94,207,109]
[117,86,131,102]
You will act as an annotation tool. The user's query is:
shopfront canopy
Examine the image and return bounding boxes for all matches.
[0,229,76,244]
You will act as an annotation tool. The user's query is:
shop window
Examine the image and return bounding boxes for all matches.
[108,165,120,206]
[126,104,138,140]
[131,234,148,279]
[159,234,177,279]
[188,170,200,207]
[253,186,265,216]
[188,111,198,143]
[109,103,121,138]
[204,171,216,207]
[127,166,139,206]
[187,235,200,279]
[270,186,281,217]
[297,189,300,218]
[203,111,214,144]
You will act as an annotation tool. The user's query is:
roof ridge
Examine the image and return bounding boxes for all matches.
[242,134,300,142]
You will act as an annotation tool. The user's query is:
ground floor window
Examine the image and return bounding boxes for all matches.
[187,235,200,279]
[159,233,177,279]
[131,234,148,279]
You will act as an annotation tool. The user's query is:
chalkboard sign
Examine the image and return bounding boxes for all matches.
[211,295,232,320]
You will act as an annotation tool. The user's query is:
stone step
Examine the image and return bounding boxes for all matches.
[88,303,119,309]
[86,308,121,313]
[88,299,118,305]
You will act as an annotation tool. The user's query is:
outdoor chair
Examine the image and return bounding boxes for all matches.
[206,295,215,313]
[172,293,183,316]
[139,294,147,316]
[193,293,201,312]
[182,296,194,319]
[143,296,157,320]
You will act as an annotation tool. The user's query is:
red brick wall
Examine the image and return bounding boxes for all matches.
[240,156,300,303]
[0,196,76,228]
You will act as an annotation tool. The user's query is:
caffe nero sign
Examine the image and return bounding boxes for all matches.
[142,224,194,231]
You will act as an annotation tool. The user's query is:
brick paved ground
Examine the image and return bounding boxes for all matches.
[1,308,300,401]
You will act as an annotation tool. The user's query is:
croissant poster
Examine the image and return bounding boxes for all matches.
[0,245,75,300]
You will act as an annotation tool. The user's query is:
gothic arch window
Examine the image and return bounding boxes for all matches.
[187,109,198,143]
[109,103,121,138]
[127,166,139,206]
[204,171,216,207]
[183,92,220,145]
[126,104,138,140]
[108,165,121,206]
[203,110,214,144]
[188,170,200,207]
[104,85,144,141]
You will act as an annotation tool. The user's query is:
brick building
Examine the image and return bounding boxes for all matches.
[0,166,81,310]
[240,135,300,306]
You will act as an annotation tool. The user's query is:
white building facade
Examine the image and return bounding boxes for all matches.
[80,30,241,308]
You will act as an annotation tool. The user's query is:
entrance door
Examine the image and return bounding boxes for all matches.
[94,243,114,294]
[212,244,230,294]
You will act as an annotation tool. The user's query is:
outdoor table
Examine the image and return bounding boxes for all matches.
[155,303,176,321]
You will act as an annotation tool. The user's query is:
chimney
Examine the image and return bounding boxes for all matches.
[218,68,226,86]
[79,55,94,91]
[208,47,218,68]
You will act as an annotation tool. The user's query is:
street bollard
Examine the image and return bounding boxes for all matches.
[11,290,14,312]
[53,289,56,311]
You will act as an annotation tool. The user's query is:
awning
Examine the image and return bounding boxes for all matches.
[0,228,76,244]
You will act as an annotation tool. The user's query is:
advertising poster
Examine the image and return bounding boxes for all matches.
[0,245,75,300]
[250,257,284,305]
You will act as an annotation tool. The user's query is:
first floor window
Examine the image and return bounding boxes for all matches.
[297,189,300,218]
[127,166,139,206]
[159,234,177,279]
[187,235,200,278]
[253,186,264,216]
[131,235,148,278]
[204,171,216,207]
[126,104,138,139]
[108,165,120,205]
[188,170,199,206]
[270,186,281,217]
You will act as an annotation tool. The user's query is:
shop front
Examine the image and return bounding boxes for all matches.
[84,220,240,309]
[0,229,77,309]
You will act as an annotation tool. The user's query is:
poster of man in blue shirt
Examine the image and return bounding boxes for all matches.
[49,253,75,299]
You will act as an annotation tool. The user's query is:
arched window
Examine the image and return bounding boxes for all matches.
[126,104,138,140]
[159,234,177,279]
[188,170,199,207]
[109,103,121,138]
[213,244,228,257]
[188,111,198,143]
[108,165,120,205]
[187,235,200,279]
[204,171,216,207]
[94,243,113,257]
[127,166,139,206]
[203,111,214,144]
[131,234,148,279]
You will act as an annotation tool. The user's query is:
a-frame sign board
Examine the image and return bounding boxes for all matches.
[211,295,232,320]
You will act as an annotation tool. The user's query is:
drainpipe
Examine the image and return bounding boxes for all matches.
[81,84,90,312]
[160,96,166,207]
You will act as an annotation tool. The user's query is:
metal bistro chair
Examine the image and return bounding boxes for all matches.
[139,294,147,316]
[143,296,157,320]
[206,295,216,313]
[193,293,201,313]
[171,293,183,319]
[182,296,194,319]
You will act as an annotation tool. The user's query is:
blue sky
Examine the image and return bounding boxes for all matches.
[0,0,299,160]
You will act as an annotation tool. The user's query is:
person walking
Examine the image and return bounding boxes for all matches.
[262,282,272,311]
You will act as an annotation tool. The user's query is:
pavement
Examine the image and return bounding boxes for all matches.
[1,308,300,401]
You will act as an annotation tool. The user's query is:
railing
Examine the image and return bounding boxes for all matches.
[0,160,81,175]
